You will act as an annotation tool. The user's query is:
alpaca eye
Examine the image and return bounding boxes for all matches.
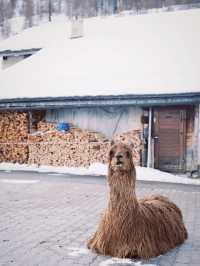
[109,150,114,157]
[126,151,131,158]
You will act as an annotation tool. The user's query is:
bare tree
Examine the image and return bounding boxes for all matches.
[24,0,34,28]
[48,0,52,21]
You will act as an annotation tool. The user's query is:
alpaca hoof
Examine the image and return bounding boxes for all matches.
[87,241,91,249]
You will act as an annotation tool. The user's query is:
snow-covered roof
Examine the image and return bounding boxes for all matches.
[0,9,200,101]
[0,18,71,52]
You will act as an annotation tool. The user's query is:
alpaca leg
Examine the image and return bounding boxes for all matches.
[87,232,97,250]
[87,232,105,254]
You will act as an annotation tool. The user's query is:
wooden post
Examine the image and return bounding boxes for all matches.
[147,107,152,168]
[28,111,33,134]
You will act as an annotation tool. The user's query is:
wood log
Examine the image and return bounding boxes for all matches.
[0,112,142,167]
[0,112,29,164]
[28,123,142,167]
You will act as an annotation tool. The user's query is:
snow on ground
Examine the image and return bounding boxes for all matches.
[0,179,39,184]
[0,9,200,100]
[0,162,200,185]
[99,258,156,266]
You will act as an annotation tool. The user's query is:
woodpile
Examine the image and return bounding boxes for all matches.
[29,111,45,132]
[37,121,57,132]
[0,112,142,167]
[0,112,29,164]
[114,130,142,165]
[28,127,110,167]
[0,144,28,164]
[28,123,142,167]
[0,112,28,142]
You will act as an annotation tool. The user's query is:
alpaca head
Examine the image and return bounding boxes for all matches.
[109,142,134,171]
[108,142,136,189]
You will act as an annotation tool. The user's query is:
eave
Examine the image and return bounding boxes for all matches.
[0,48,41,57]
[0,92,200,111]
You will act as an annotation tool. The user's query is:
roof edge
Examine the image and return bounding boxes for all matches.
[0,48,41,56]
[0,92,200,110]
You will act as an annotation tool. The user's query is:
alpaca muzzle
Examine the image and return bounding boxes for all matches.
[116,155,124,167]
[116,160,123,166]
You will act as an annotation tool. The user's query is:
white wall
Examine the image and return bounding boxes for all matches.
[2,55,24,70]
[46,106,142,138]
[0,57,2,71]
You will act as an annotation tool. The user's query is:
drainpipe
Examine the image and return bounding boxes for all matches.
[147,107,152,168]
[198,104,200,175]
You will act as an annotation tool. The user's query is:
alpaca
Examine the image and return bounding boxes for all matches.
[87,143,188,259]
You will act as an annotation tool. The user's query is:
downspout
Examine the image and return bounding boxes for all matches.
[147,107,152,168]
[198,104,200,174]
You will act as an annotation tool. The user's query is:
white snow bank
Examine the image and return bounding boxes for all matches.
[0,179,39,184]
[0,9,200,100]
[99,258,156,266]
[0,162,200,185]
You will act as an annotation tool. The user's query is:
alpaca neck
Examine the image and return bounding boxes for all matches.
[108,172,138,211]
[109,189,138,210]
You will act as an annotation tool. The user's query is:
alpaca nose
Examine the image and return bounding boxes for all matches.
[116,155,123,160]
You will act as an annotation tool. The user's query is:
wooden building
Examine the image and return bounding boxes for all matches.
[0,94,200,175]
[0,9,200,176]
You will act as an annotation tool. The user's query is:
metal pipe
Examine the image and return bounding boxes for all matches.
[147,107,152,168]
[198,104,200,174]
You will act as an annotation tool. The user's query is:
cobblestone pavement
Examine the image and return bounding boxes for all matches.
[0,171,200,266]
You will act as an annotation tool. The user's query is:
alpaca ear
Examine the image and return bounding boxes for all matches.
[128,142,135,150]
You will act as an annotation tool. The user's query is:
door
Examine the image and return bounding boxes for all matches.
[154,107,186,173]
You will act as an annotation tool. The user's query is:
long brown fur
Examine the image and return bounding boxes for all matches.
[87,143,188,259]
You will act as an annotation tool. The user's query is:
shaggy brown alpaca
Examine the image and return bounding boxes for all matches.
[87,143,188,259]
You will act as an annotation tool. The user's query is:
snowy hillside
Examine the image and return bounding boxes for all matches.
[1,0,200,41]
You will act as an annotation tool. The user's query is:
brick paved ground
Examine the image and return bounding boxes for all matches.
[0,171,199,266]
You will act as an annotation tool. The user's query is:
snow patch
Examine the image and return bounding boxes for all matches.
[0,179,39,184]
[99,258,157,266]
[67,247,90,257]
[0,162,200,185]
[65,247,157,266]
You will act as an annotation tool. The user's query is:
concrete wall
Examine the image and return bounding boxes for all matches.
[2,55,24,70]
[46,106,143,138]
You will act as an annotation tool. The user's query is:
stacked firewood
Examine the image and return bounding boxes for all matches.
[28,127,110,167]
[0,112,142,167]
[0,112,29,163]
[114,130,142,165]
[0,112,28,142]
[37,121,57,132]
[0,144,28,164]
[28,122,142,167]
